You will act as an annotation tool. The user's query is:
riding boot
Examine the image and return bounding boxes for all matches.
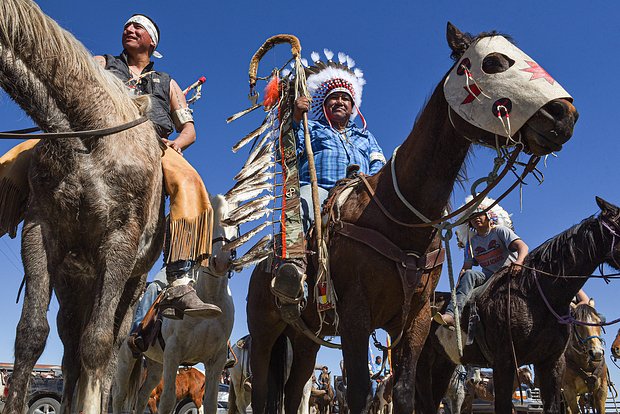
[271,257,306,303]
[127,326,146,358]
[159,259,222,320]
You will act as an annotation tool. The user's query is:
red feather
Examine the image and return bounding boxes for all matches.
[263,74,280,110]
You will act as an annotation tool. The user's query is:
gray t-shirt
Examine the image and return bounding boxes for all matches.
[464,225,520,277]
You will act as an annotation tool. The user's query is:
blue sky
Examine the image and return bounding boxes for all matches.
[0,0,619,389]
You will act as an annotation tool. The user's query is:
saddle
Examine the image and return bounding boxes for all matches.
[128,283,167,356]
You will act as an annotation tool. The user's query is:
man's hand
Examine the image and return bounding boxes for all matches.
[293,96,310,123]
[510,261,523,277]
[162,138,183,155]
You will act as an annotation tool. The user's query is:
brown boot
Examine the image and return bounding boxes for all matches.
[127,332,146,358]
[159,284,222,319]
[271,259,305,303]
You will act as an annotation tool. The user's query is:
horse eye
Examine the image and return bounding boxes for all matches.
[482,53,515,74]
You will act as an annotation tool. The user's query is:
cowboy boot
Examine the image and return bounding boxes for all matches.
[127,327,147,358]
[159,260,222,319]
[271,257,306,303]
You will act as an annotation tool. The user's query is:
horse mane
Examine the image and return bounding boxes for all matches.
[0,0,141,121]
[525,216,602,275]
[572,302,599,323]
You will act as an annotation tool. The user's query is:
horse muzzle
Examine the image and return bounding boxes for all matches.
[522,98,578,156]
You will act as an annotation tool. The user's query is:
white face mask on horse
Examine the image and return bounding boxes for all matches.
[444,36,572,137]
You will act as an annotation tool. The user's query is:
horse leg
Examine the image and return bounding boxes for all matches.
[203,347,228,414]
[593,369,608,414]
[536,355,565,414]
[392,302,432,414]
[491,360,517,414]
[284,335,320,414]
[159,349,183,414]
[247,265,287,414]
[340,322,372,414]
[105,273,145,410]
[111,342,140,413]
[136,360,164,414]
[80,234,140,413]
[5,222,53,414]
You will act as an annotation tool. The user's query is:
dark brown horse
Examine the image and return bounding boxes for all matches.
[563,301,608,414]
[415,197,620,414]
[0,1,164,412]
[247,23,577,414]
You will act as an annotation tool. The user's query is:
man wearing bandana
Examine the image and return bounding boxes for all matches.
[0,14,219,355]
[90,15,220,330]
[272,53,387,302]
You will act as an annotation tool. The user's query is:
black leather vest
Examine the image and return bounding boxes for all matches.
[105,52,174,138]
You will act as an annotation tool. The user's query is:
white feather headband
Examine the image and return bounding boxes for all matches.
[454,195,514,248]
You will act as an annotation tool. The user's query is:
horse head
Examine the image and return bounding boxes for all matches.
[445,23,578,156]
[597,197,620,270]
[572,301,605,363]
[612,329,620,360]
[516,367,534,389]
[210,195,239,276]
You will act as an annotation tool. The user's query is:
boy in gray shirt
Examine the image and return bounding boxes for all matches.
[434,209,529,328]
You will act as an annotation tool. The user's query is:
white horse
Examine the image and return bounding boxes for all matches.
[372,373,393,414]
[228,336,311,414]
[113,194,237,414]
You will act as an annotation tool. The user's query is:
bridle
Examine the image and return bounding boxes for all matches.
[210,235,237,279]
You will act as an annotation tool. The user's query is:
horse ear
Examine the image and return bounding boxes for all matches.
[589,298,596,308]
[596,196,620,217]
[446,22,471,59]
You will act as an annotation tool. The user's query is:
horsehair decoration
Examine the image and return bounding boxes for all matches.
[454,195,514,249]
[444,35,571,137]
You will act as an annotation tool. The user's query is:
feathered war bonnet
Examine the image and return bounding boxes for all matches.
[303,49,367,129]
[454,195,514,249]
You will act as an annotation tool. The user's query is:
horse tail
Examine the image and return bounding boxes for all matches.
[126,356,144,409]
[266,334,287,414]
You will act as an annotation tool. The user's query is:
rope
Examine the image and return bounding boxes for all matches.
[0,116,148,139]
[441,227,463,357]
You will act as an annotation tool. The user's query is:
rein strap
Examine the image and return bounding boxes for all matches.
[0,116,149,139]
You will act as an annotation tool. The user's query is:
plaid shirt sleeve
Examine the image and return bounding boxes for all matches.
[367,131,386,175]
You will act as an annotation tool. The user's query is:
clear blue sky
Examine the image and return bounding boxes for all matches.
[0,0,619,387]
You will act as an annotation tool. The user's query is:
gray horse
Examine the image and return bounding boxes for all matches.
[0,1,165,412]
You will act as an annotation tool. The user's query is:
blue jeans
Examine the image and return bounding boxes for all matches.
[445,269,488,316]
[300,184,329,233]
[131,281,163,331]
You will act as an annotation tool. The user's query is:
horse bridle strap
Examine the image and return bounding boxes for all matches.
[332,220,445,348]
[359,147,529,229]
[0,116,148,139]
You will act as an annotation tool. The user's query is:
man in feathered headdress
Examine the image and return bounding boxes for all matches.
[434,197,529,328]
[273,50,387,302]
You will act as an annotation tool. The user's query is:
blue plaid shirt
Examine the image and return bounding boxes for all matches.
[295,119,386,190]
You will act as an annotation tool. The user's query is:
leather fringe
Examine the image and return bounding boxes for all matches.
[0,177,26,238]
[167,208,213,267]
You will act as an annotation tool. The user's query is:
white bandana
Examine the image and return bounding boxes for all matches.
[443,36,571,137]
[125,15,163,59]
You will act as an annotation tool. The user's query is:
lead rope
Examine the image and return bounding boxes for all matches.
[441,227,463,357]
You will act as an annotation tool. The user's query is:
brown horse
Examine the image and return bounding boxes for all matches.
[459,367,534,413]
[563,301,608,414]
[415,197,620,414]
[247,23,577,414]
[309,372,334,414]
[0,1,164,412]
[611,329,620,360]
[148,367,205,414]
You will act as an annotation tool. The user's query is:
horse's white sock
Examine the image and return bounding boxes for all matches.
[170,276,191,287]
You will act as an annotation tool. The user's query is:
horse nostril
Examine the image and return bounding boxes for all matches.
[543,100,567,119]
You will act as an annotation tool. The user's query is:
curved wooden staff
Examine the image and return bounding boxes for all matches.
[248,35,339,350]
[248,34,323,265]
